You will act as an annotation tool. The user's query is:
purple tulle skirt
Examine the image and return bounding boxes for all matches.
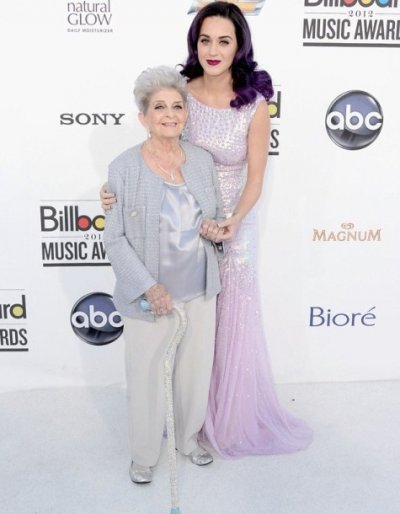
[200,209,313,457]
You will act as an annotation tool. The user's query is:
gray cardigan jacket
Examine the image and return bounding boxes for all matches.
[103,141,223,321]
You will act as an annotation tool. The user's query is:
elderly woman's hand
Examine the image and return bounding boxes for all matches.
[200,219,225,242]
[145,283,173,317]
[100,182,116,212]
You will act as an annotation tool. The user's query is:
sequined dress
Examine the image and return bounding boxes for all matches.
[185,92,313,457]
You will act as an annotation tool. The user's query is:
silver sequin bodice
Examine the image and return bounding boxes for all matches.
[184,92,263,215]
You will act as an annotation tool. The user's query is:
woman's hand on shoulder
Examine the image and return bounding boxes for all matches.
[100,182,116,212]
[145,283,173,317]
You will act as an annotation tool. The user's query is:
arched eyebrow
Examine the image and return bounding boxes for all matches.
[151,100,185,106]
[199,33,234,40]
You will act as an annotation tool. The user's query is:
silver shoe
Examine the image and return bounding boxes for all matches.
[129,461,153,484]
[188,446,213,466]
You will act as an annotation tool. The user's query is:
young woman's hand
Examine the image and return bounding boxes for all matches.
[214,214,240,240]
[200,217,239,242]
[100,183,116,212]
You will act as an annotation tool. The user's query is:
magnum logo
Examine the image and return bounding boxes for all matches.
[313,223,382,242]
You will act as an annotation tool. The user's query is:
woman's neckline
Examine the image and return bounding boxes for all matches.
[164,180,185,187]
[187,91,233,111]
[139,142,187,186]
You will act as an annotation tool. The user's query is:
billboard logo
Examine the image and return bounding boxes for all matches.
[269,89,281,156]
[305,1,398,7]
[40,206,105,232]
[40,201,109,267]
[0,291,29,351]
[325,91,383,150]
[188,1,267,15]
[303,1,400,48]
[71,292,123,345]
[0,295,26,320]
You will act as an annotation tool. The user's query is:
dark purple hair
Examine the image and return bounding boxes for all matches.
[180,1,273,109]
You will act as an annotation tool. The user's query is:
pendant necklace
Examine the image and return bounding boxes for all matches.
[149,144,184,183]
[157,162,176,183]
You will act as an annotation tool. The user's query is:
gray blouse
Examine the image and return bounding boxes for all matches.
[159,182,207,303]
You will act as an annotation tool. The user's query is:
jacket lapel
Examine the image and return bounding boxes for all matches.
[180,142,212,218]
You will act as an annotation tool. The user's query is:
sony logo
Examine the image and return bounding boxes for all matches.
[60,113,125,125]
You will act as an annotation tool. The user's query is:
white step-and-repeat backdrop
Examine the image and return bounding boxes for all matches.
[1,0,400,392]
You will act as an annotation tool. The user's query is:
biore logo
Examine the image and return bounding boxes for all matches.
[70,292,123,345]
[188,1,267,15]
[325,91,383,150]
[60,113,125,126]
[305,1,398,7]
[40,206,105,232]
[0,292,29,351]
[309,306,376,327]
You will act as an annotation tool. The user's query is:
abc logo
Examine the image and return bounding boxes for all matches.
[70,292,123,345]
[325,91,383,150]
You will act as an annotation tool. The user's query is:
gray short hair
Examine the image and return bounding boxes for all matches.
[133,66,188,113]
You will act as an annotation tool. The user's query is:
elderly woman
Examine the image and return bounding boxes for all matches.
[103,66,225,484]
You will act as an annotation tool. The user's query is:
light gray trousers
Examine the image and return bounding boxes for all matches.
[123,295,216,467]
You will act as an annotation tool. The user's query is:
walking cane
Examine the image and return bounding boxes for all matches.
[140,299,187,514]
